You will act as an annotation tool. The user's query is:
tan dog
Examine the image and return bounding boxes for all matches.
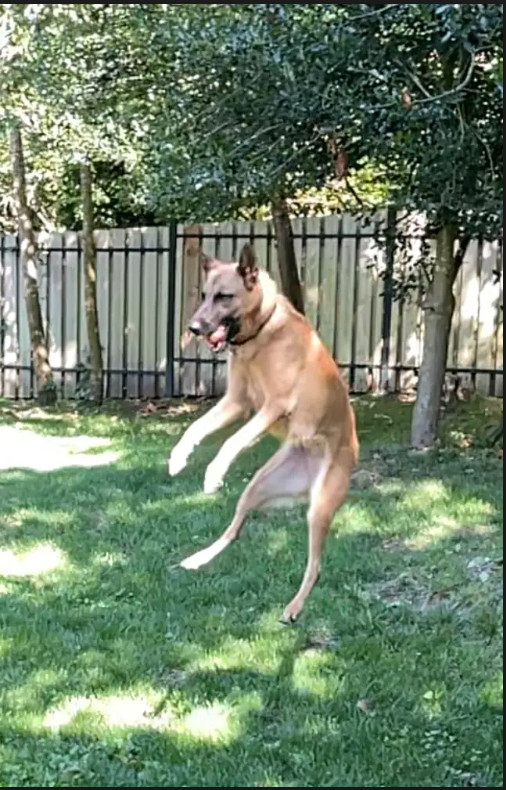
[169,243,359,622]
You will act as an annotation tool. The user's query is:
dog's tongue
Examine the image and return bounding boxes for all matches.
[206,325,228,349]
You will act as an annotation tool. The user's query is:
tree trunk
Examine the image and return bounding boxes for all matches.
[271,197,304,315]
[9,124,56,406]
[80,161,103,402]
[411,225,464,448]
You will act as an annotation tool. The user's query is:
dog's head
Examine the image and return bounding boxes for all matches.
[188,243,261,352]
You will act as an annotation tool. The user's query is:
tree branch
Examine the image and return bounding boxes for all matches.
[408,53,476,107]
[348,5,397,24]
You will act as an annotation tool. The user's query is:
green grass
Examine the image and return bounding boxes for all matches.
[0,395,503,788]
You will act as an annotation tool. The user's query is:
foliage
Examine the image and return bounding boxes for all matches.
[0,4,158,231]
[0,5,391,230]
[2,5,501,239]
[339,3,503,300]
[127,4,503,243]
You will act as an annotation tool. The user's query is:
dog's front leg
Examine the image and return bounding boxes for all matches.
[168,397,244,477]
[203,407,279,494]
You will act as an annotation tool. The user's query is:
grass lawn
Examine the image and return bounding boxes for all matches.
[0,395,503,788]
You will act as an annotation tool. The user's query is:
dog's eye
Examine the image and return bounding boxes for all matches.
[214,293,233,302]
[201,291,206,301]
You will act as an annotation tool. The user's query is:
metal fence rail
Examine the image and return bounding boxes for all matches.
[0,213,503,400]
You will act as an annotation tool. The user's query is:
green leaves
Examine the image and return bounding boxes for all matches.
[0,4,502,236]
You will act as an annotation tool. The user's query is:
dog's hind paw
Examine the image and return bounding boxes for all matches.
[180,536,231,570]
[280,600,303,625]
[180,553,205,571]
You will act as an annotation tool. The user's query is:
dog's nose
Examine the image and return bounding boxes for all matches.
[188,321,202,337]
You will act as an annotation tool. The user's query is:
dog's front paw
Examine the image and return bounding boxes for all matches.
[203,462,224,494]
[168,443,192,477]
[180,552,206,571]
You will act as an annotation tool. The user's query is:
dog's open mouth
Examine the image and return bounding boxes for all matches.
[203,324,229,353]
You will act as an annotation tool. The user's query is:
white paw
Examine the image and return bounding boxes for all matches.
[180,551,206,570]
[168,443,191,477]
[203,463,224,494]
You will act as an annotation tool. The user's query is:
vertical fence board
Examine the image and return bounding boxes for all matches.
[108,229,126,397]
[158,225,171,398]
[95,230,111,399]
[448,259,463,370]
[1,235,19,397]
[194,224,217,396]
[476,240,501,395]
[126,228,141,397]
[368,232,384,392]
[457,240,480,391]
[63,232,79,398]
[18,238,35,397]
[318,216,339,358]
[354,218,376,392]
[335,215,357,386]
[0,236,4,397]
[291,217,303,301]
[303,217,320,330]
[140,228,158,398]
[252,220,269,278]
[178,224,201,396]
[492,241,503,397]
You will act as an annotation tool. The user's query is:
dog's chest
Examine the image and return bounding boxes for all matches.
[245,373,266,411]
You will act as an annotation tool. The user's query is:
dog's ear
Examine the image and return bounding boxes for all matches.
[237,243,258,289]
[198,250,219,274]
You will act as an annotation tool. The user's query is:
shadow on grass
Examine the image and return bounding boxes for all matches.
[0,421,503,787]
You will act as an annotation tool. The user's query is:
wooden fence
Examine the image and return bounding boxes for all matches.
[0,213,503,400]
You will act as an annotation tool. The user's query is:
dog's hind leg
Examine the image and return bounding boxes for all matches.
[280,451,353,624]
[179,444,319,571]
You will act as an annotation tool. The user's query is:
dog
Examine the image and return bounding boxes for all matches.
[168,243,359,622]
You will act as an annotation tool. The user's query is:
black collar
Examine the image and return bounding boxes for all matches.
[230,305,276,348]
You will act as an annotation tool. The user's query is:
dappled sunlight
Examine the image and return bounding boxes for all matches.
[0,543,67,577]
[43,691,250,746]
[141,489,215,516]
[0,426,120,471]
[291,650,340,698]
[406,517,496,551]
[180,703,233,743]
[420,687,445,719]
[336,501,377,533]
[1,507,74,531]
[44,692,172,732]
[266,527,290,557]
[191,634,283,675]
[401,479,449,508]
[404,328,421,368]
[481,673,503,707]
[179,692,262,744]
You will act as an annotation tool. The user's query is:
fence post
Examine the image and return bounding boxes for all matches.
[0,235,4,398]
[379,206,397,392]
[165,220,178,398]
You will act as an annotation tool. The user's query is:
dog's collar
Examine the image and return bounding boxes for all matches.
[229,305,276,348]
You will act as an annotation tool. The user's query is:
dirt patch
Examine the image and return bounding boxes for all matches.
[350,468,381,490]
[135,398,206,418]
[366,571,459,614]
